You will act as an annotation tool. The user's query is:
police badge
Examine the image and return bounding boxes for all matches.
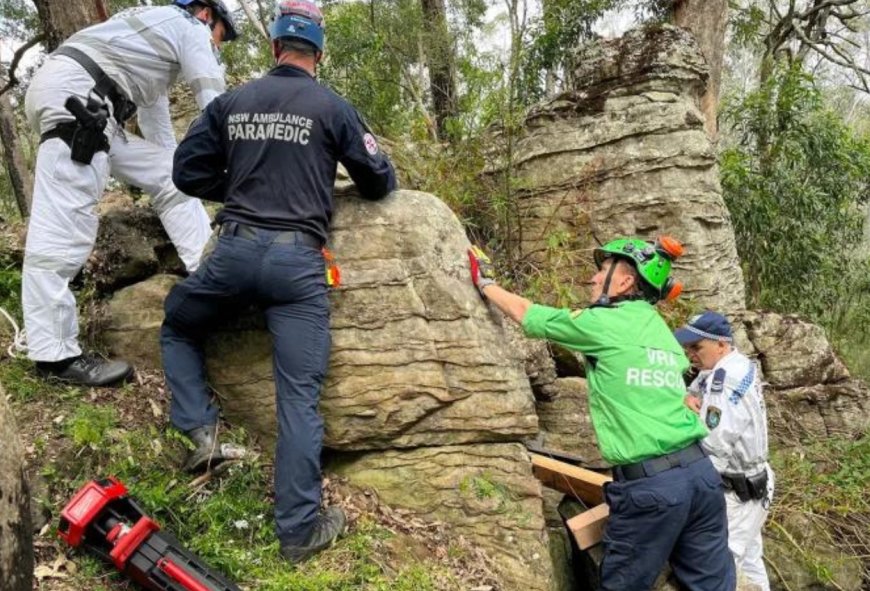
[706,406,721,429]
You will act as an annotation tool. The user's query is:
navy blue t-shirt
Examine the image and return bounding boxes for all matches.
[173,64,397,243]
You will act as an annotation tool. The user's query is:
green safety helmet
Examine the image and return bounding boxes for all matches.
[593,236,684,304]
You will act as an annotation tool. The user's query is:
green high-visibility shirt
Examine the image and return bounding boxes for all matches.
[522,300,707,465]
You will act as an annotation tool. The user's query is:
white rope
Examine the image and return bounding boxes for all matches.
[0,306,27,358]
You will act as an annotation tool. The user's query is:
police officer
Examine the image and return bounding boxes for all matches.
[163,0,397,564]
[468,239,735,591]
[23,0,238,386]
[676,312,773,591]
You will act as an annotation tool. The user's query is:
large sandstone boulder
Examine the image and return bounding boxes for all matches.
[102,273,179,369]
[102,192,539,451]
[504,320,559,400]
[330,443,553,591]
[203,190,538,450]
[486,24,745,313]
[737,311,849,389]
[88,202,184,292]
[731,311,870,443]
[765,379,870,442]
[534,378,603,466]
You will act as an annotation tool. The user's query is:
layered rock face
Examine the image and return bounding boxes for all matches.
[534,378,603,466]
[332,443,552,591]
[206,190,538,451]
[487,25,745,313]
[736,311,870,443]
[102,190,552,591]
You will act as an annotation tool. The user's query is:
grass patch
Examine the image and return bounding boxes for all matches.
[0,260,22,319]
[768,436,870,587]
[25,411,452,590]
[0,358,88,403]
[833,332,870,383]
[65,404,118,449]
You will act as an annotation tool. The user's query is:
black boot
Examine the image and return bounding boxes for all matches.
[280,507,347,564]
[35,353,133,387]
[183,425,226,473]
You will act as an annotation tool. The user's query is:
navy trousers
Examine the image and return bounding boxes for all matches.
[161,223,330,545]
[601,455,736,591]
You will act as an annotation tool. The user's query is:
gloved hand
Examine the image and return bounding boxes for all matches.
[468,246,497,296]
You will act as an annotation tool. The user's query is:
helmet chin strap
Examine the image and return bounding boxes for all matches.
[593,258,619,307]
[593,257,646,308]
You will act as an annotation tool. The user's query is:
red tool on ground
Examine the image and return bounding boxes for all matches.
[59,477,241,591]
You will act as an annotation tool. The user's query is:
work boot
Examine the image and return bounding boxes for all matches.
[280,506,347,565]
[35,353,134,387]
[183,425,226,473]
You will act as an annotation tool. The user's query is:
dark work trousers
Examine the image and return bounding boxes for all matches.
[161,223,330,546]
[601,455,736,591]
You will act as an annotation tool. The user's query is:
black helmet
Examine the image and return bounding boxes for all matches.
[175,0,239,42]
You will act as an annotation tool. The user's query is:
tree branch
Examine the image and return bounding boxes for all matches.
[792,19,870,81]
[238,0,269,41]
[797,0,858,21]
[0,34,44,97]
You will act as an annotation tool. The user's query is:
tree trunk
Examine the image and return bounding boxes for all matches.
[31,0,108,52]
[420,0,456,139]
[673,0,728,140]
[0,70,32,218]
[0,385,33,591]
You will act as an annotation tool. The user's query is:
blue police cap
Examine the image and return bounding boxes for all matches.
[674,311,733,345]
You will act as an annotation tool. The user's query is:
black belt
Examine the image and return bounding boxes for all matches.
[220,222,322,249]
[40,120,100,146]
[54,46,137,123]
[722,468,768,502]
[612,442,707,481]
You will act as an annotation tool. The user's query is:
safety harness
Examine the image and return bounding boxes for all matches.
[40,46,137,164]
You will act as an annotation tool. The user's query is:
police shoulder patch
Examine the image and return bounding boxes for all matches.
[706,405,721,429]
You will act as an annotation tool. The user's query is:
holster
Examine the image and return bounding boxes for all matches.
[746,469,769,501]
[723,470,768,503]
[41,96,111,165]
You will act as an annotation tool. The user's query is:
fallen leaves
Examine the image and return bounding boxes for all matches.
[34,553,76,581]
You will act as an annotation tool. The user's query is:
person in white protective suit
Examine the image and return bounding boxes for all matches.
[23,0,238,386]
[676,311,774,591]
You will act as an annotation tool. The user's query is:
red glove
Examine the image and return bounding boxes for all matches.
[468,246,497,296]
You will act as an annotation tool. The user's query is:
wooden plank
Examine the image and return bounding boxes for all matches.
[566,503,610,550]
[530,453,611,505]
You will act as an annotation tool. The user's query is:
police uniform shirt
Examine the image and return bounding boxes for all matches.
[689,349,769,476]
[62,5,226,148]
[173,64,397,243]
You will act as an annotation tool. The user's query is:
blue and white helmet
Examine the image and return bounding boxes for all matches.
[270,0,324,52]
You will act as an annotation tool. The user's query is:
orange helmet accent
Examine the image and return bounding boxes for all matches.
[657,236,684,260]
[665,280,683,301]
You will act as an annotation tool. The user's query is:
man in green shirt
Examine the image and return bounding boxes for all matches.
[468,238,735,591]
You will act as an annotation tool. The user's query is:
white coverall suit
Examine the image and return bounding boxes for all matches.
[689,350,774,591]
[23,5,225,362]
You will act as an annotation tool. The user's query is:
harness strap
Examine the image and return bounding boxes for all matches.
[54,46,138,123]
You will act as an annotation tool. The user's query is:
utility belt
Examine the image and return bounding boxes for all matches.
[219,221,323,249]
[612,442,707,482]
[218,221,340,287]
[40,46,137,165]
[722,469,768,503]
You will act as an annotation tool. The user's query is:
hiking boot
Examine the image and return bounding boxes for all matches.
[183,425,226,473]
[280,506,347,565]
[35,353,133,387]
